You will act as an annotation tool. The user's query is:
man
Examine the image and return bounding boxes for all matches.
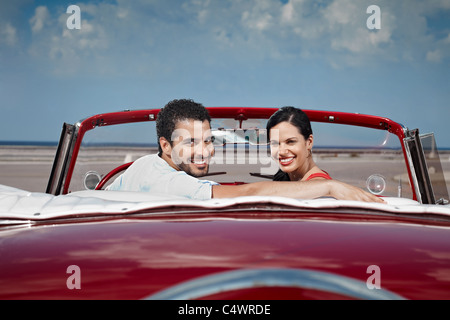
[107,99,383,203]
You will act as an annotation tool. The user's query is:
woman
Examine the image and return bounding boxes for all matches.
[266,106,332,181]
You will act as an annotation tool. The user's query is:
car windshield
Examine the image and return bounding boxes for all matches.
[67,116,429,200]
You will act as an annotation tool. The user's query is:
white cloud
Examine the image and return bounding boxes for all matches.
[20,0,450,76]
[445,33,450,44]
[426,49,442,63]
[0,23,18,47]
[324,0,357,26]
[29,6,51,33]
[0,0,27,49]
[242,10,273,31]
[280,0,295,23]
[314,0,394,63]
[241,0,278,31]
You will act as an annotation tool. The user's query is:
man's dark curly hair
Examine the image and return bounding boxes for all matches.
[156,99,211,154]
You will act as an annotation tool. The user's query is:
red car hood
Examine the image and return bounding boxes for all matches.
[1,186,450,299]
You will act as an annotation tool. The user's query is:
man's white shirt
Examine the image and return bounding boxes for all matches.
[107,154,218,200]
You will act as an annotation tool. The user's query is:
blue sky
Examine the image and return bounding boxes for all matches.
[1,0,449,146]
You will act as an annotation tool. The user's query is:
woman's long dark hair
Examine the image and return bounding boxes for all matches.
[266,107,313,181]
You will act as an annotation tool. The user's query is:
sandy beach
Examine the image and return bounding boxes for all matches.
[0,146,56,192]
[1,145,449,200]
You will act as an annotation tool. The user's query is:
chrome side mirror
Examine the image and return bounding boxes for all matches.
[83,171,101,190]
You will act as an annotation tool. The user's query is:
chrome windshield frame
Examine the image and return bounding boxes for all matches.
[46,122,80,195]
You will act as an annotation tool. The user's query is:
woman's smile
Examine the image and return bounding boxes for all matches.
[278,156,296,166]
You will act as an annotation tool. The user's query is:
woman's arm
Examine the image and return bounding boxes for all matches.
[212,179,383,203]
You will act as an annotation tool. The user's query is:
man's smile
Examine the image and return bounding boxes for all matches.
[191,158,209,169]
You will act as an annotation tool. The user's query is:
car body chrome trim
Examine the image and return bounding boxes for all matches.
[144,268,406,300]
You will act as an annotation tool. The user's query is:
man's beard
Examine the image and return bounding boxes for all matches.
[176,160,210,178]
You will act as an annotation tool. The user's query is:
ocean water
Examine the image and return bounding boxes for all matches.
[1,140,450,149]
[0,141,58,147]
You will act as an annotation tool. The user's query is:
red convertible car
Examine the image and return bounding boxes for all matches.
[0,107,449,300]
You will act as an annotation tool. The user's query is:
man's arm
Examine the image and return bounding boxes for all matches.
[211,179,384,203]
